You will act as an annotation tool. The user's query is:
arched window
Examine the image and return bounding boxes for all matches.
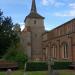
[61,43,68,59]
[51,45,57,58]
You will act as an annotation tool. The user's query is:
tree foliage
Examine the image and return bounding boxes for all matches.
[0,10,20,57]
[0,10,28,68]
[3,46,28,69]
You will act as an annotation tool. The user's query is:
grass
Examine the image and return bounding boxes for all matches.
[0,70,24,75]
[28,71,48,75]
[0,70,75,75]
[59,70,75,75]
[0,70,47,75]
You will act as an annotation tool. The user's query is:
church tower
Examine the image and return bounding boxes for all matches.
[22,0,45,61]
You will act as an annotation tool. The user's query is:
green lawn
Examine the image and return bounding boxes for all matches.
[0,70,75,75]
[59,70,75,75]
[0,71,47,75]
[0,70,24,75]
[28,71,48,75]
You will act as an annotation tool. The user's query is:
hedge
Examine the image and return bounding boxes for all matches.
[26,62,48,71]
[26,61,72,71]
[52,62,72,70]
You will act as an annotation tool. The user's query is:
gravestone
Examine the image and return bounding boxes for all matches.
[48,57,59,75]
[24,63,27,75]
[52,70,59,75]
[48,57,54,75]
[6,69,12,75]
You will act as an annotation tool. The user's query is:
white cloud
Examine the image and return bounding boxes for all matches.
[41,0,65,7]
[69,3,75,9]
[48,0,55,5]
[51,1,75,17]
[21,25,25,31]
[54,10,75,17]
[42,0,49,6]
[19,23,25,31]
[54,2,65,7]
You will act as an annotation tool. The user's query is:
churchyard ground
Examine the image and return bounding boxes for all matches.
[0,70,75,75]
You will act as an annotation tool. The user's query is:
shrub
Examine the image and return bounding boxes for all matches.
[26,61,72,71]
[26,62,48,71]
[3,47,28,69]
[52,62,72,70]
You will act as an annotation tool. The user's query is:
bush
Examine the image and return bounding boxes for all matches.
[26,61,72,71]
[26,62,48,71]
[3,47,28,69]
[52,62,72,70]
[14,51,28,69]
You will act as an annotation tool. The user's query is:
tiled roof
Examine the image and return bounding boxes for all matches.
[24,12,44,22]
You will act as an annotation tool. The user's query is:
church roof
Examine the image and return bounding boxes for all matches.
[25,12,44,19]
[31,0,37,13]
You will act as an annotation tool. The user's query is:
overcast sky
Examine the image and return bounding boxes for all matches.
[0,0,75,30]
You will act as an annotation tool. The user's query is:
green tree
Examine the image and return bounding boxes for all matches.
[0,10,20,57]
[3,46,28,69]
[0,10,28,68]
[13,23,21,32]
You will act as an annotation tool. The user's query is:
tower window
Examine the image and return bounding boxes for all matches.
[34,20,36,24]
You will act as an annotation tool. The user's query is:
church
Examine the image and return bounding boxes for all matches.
[21,0,75,62]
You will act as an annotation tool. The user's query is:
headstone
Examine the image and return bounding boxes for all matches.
[6,69,12,75]
[24,63,27,71]
[24,63,27,75]
[52,70,59,75]
[48,57,54,75]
